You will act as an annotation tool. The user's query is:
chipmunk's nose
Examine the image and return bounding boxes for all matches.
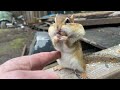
[57,30,61,35]
[57,26,61,32]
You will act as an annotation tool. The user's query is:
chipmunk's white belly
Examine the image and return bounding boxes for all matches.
[55,41,84,72]
[57,53,84,72]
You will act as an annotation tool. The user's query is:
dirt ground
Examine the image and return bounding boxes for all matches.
[0,28,36,64]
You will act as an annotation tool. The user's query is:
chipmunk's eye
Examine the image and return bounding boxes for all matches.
[65,18,70,24]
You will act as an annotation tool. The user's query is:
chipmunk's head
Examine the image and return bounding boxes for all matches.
[54,14,74,32]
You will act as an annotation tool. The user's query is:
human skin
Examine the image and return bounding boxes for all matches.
[0,51,61,79]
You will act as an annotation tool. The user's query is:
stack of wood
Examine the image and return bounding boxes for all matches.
[28,11,120,31]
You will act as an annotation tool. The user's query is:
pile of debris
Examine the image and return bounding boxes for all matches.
[28,11,120,31]
[29,14,55,31]
[0,11,27,29]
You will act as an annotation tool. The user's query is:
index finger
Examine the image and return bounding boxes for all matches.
[29,51,61,70]
[0,51,61,72]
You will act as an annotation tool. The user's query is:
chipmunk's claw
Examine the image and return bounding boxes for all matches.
[74,69,89,79]
[79,72,88,79]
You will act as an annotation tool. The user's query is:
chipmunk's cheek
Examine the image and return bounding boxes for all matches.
[61,26,70,36]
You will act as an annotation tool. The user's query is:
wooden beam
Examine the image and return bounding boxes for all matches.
[21,45,27,56]
[72,11,114,17]
[80,38,106,49]
[75,17,120,26]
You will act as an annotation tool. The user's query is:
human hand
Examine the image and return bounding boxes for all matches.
[0,51,61,79]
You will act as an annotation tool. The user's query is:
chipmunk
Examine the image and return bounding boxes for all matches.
[48,14,87,79]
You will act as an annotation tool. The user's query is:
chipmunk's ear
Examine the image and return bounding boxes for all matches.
[56,14,58,17]
[54,14,58,23]
[70,15,74,23]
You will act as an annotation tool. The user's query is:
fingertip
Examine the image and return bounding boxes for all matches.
[51,51,61,59]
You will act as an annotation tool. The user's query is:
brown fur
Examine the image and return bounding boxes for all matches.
[72,41,86,71]
[64,38,86,71]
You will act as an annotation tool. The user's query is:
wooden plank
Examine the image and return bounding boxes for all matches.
[81,27,120,49]
[21,44,27,56]
[72,11,114,18]
[80,38,106,49]
[75,17,120,26]
[44,22,52,26]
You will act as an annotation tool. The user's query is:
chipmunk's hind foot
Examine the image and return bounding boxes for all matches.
[74,69,89,79]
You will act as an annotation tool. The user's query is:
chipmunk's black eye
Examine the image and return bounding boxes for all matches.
[65,18,70,24]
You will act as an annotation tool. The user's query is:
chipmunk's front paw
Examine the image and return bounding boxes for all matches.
[53,35,60,43]
[60,36,68,41]
[79,72,88,79]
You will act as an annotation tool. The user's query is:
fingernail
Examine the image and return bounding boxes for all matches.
[56,51,61,58]
[51,51,61,58]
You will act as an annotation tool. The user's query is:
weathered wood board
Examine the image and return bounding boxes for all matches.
[81,27,120,49]
[75,17,120,26]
